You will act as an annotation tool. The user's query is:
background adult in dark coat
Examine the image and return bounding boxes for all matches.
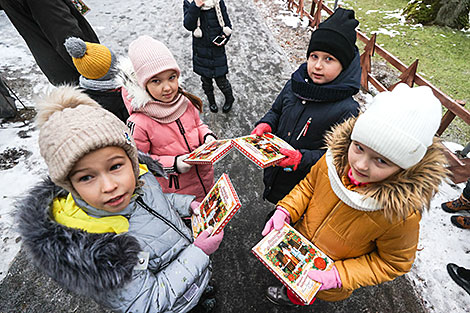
[0,0,99,86]
[183,0,235,113]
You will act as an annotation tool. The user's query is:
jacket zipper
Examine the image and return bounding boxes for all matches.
[136,197,192,243]
[175,118,208,195]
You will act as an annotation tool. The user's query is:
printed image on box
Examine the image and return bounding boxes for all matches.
[184,139,233,165]
[232,133,293,169]
[192,174,241,238]
[252,223,333,304]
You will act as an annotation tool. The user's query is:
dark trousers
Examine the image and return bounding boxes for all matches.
[200,75,232,96]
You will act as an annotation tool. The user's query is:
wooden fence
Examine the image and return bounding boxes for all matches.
[286,0,470,183]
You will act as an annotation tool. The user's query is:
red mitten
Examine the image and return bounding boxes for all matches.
[277,148,302,171]
[251,123,272,136]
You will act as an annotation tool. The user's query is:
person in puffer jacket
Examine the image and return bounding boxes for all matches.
[16,86,223,312]
[120,35,216,202]
[251,8,361,204]
[262,84,448,307]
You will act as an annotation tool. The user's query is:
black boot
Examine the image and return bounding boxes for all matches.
[201,76,218,113]
[222,88,234,113]
[447,263,470,295]
[215,75,234,113]
[206,92,218,113]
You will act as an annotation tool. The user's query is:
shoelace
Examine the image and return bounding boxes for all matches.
[463,217,470,226]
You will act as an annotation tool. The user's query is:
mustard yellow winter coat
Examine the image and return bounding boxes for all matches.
[278,117,448,301]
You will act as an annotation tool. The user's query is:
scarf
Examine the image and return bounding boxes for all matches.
[79,76,121,91]
[136,93,189,124]
[190,0,232,38]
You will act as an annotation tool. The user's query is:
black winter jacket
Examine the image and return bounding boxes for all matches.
[83,88,129,124]
[0,0,99,85]
[257,50,361,204]
[183,0,232,78]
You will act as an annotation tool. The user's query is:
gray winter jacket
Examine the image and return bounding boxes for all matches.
[16,158,211,312]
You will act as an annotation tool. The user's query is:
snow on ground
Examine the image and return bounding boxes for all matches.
[1,0,469,312]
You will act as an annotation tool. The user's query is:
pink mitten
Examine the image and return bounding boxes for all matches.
[307,265,342,290]
[190,201,201,215]
[194,227,224,255]
[261,206,291,236]
[277,148,302,171]
[251,123,272,136]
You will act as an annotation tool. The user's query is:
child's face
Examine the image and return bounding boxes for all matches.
[348,141,401,184]
[307,51,343,84]
[69,146,136,213]
[146,70,179,103]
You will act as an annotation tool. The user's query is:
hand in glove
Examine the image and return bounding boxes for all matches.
[307,265,342,290]
[190,201,201,215]
[194,226,224,255]
[261,206,290,236]
[277,148,302,171]
[204,134,217,144]
[176,154,192,174]
[251,123,272,137]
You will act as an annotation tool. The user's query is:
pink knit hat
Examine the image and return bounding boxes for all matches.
[128,35,181,88]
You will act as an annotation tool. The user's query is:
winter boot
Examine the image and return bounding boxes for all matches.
[447,263,470,295]
[450,215,470,229]
[221,88,234,113]
[215,76,234,113]
[441,194,470,213]
[206,92,218,113]
[265,285,299,308]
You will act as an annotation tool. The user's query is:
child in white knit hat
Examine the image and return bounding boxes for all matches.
[120,35,216,202]
[261,83,448,307]
[17,86,223,312]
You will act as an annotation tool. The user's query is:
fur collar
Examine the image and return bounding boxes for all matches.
[325,116,449,221]
[117,57,153,110]
[15,153,166,298]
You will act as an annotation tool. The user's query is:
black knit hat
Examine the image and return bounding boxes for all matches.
[306,8,359,69]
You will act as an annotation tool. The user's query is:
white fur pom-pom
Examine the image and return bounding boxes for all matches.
[223,26,232,36]
[193,27,203,38]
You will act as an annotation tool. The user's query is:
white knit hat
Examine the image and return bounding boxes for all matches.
[351,83,442,169]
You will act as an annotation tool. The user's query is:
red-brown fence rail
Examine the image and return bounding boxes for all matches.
[286,0,470,183]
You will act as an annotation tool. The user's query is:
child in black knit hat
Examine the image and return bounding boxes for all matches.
[251,8,362,206]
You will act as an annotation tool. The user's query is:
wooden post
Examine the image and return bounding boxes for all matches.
[390,59,419,90]
[298,0,305,17]
[437,100,467,136]
[359,34,376,92]
[311,0,323,28]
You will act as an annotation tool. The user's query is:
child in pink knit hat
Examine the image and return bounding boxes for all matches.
[119,35,216,202]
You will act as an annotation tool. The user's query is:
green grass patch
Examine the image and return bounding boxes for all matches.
[320,0,470,143]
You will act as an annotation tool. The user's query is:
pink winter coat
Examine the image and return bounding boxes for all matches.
[120,62,214,201]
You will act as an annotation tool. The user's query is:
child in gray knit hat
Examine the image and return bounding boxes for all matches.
[16,86,223,312]
[64,37,129,123]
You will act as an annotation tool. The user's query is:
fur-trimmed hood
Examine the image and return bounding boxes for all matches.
[117,57,153,111]
[325,116,449,220]
[15,154,166,298]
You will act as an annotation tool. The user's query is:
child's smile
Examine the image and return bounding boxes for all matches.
[69,146,136,213]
